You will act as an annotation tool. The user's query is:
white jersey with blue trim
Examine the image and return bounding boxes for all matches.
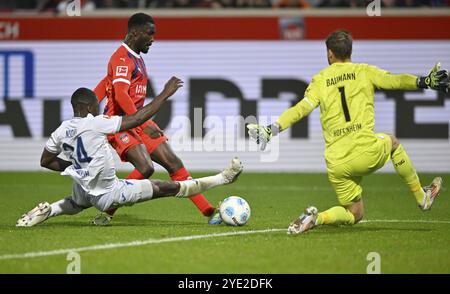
[45,113,122,196]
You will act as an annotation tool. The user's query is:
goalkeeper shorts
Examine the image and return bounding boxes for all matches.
[327,133,392,206]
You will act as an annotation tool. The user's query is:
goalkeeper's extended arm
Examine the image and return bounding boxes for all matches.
[247,123,280,151]
[417,63,449,93]
[247,98,315,151]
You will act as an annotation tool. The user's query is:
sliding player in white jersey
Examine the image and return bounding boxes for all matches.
[16,77,243,227]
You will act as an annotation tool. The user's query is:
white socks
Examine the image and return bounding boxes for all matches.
[49,197,84,217]
[175,174,225,198]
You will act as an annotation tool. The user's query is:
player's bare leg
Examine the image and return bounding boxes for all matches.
[150,141,219,223]
[174,157,243,197]
[345,199,364,223]
[97,142,219,225]
[94,158,243,226]
[125,144,155,178]
[129,158,242,202]
[93,144,154,225]
[130,158,243,200]
[388,134,443,210]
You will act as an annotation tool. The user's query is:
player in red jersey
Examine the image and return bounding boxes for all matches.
[93,13,220,225]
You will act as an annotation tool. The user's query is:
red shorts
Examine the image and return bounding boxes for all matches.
[107,120,167,162]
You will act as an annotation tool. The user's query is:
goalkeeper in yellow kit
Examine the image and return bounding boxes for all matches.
[247,30,449,235]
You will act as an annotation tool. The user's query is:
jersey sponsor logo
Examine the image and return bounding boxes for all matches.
[136,84,147,95]
[116,66,128,77]
[119,57,126,62]
[326,72,356,87]
[119,133,130,144]
[333,123,362,137]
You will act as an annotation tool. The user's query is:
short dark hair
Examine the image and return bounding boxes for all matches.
[71,87,97,108]
[128,13,154,32]
[326,30,353,60]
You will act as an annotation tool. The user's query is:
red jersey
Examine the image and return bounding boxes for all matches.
[103,43,148,116]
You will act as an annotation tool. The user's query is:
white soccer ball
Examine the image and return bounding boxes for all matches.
[219,196,251,226]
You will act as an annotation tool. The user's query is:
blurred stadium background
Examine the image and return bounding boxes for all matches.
[1,0,450,10]
[0,1,449,173]
[1,0,449,275]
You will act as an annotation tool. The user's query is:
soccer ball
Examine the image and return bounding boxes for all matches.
[219,196,251,226]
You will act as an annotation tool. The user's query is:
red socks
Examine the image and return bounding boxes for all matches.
[126,169,146,180]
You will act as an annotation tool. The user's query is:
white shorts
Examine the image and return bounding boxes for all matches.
[71,179,154,212]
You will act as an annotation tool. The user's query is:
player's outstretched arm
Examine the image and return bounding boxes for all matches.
[93,75,108,102]
[247,123,279,151]
[417,63,449,93]
[120,76,183,131]
[247,97,316,151]
[369,63,449,92]
[40,149,72,172]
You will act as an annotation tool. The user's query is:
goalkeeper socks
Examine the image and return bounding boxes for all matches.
[175,174,224,198]
[171,167,215,216]
[316,206,355,226]
[391,144,424,205]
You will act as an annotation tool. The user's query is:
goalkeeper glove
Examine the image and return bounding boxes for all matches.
[247,123,280,151]
[417,63,449,93]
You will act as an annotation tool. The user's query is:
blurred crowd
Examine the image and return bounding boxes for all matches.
[1,0,449,12]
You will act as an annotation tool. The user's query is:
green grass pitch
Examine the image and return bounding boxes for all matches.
[0,172,448,273]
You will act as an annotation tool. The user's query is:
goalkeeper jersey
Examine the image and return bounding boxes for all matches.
[277,62,418,165]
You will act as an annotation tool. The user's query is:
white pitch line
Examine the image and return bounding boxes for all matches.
[0,228,284,261]
[360,219,450,224]
[1,219,450,261]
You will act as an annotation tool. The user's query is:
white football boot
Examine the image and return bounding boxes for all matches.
[16,202,51,227]
[287,206,318,235]
[420,177,443,211]
[221,157,243,184]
